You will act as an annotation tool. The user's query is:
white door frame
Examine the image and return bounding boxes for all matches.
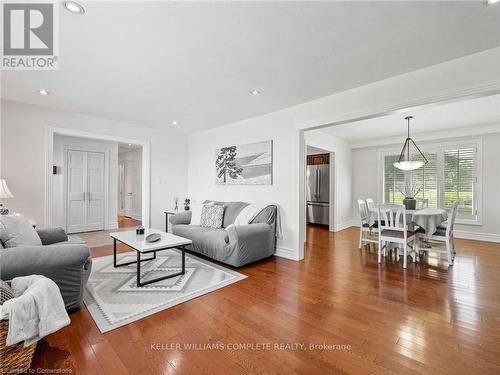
[63,146,109,232]
[45,126,151,229]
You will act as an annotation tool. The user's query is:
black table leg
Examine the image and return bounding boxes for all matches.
[136,246,186,287]
[113,238,117,267]
[113,239,155,268]
[137,251,141,287]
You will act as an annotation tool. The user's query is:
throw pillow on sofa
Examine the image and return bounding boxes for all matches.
[200,204,225,229]
[190,201,214,225]
[0,214,42,248]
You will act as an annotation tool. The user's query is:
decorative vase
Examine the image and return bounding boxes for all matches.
[184,206,190,211]
[403,198,416,210]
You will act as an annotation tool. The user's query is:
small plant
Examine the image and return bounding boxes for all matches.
[184,198,191,211]
[399,179,422,199]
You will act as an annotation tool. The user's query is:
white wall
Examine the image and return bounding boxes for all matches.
[305,130,352,231]
[189,121,298,259]
[52,134,119,229]
[188,48,500,260]
[351,130,500,242]
[0,100,188,230]
[118,148,142,220]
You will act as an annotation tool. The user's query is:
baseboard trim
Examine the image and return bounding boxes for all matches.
[454,230,500,243]
[275,246,299,261]
[334,220,358,232]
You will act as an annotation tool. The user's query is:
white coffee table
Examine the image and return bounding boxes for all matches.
[110,229,192,287]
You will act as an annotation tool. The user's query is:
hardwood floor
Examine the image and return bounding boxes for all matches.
[76,216,142,248]
[118,215,142,228]
[30,226,500,374]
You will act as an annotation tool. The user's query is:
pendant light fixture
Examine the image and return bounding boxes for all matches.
[393,116,428,171]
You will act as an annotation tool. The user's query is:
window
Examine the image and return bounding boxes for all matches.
[444,147,476,218]
[382,142,480,223]
[384,152,437,206]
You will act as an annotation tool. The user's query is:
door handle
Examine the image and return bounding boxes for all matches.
[318,169,321,198]
[314,168,318,198]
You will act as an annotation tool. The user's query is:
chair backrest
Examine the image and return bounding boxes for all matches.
[365,198,376,211]
[378,203,407,232]
[447,200,460,237]
[415,198,428,209]
[357,199,369,225]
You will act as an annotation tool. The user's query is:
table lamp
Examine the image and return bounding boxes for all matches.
[0,179,14,215]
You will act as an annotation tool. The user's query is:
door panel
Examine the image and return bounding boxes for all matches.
[67,150,87,233]
[123,162,134,217]
[306,165,317,202]
[307,202,329,225]
[86,152,105,231]
[317,164,330,203]
[66,150,105,233]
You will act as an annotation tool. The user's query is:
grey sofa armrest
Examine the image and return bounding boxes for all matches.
[36,227,68,245]
[170,211,192,225]
[1,244,92,310]
[226,223,274,265]
[1,243,90,280]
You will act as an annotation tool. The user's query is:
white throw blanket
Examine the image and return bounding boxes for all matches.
[232,203,283,237]
[0,275,70,347]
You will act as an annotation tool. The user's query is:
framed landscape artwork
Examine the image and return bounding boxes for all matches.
[215,140,273,185]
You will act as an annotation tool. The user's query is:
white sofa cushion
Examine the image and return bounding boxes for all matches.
[190,201,214,225]
[0,214,42,248]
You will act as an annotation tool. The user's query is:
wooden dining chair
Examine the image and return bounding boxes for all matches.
[416,201,459,266]
[357,199,378,249]
[415,198,429,209]
[377,204,417,269]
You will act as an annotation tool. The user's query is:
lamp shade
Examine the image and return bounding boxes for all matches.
[393,160,425,171]
[0,179,14,198]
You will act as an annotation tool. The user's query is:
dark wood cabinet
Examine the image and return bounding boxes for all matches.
[307,153,329,165]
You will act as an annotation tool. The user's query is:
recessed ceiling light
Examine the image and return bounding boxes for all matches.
[172,121,178,126]
[128,143,132,146]
[250,90,260,96]
[64,1,85,14]
[38,89,50,95]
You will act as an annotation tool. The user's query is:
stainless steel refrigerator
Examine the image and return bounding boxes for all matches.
[306,164,330,225]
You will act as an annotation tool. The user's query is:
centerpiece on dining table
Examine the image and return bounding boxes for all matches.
[399,180,423,210]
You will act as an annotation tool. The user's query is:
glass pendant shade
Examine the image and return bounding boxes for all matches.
[393,116,427,171]
[393,160,425,171]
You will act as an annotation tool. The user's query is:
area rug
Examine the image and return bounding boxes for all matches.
[83,250,246,332]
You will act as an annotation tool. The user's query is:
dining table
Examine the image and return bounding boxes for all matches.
[368,206,448,235]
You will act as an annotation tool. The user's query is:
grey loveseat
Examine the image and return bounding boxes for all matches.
[1,229,92,310]
[170,201,277,267]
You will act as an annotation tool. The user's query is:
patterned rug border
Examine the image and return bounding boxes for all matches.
[83,250,247,333]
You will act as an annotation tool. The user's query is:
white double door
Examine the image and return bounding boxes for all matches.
[67,150,106,233]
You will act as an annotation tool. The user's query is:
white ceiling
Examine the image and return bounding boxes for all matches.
[320,94,500,144]
[2,1,499,133]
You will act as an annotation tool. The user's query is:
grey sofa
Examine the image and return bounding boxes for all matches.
[0,229,92,310]
[170,201,277,267]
